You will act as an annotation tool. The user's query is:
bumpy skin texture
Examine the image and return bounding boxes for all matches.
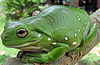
[1,6,98,63]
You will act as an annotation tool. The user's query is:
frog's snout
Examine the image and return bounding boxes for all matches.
[1,34,8,39]
[1,32,8,44]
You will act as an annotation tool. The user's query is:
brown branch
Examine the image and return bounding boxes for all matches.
[3,9,100,65]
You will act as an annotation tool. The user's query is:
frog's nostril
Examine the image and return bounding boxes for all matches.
[5,36,8,39]
[1,35,8,39]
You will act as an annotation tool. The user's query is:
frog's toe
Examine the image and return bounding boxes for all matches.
[68,47,82,56]
[68,51,77,56]
[22,56,30,63]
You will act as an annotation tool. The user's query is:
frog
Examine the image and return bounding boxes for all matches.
[1,5,98,63]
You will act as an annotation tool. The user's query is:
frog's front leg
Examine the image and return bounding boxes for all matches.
[22,42,69,63]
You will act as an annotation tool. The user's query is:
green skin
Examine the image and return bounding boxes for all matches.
[1,5,98,63]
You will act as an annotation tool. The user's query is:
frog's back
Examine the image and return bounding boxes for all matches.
[38,6,90,48]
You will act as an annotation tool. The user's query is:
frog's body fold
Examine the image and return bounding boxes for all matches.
[1,5,98,63]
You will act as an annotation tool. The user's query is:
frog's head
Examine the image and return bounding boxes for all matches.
[1,21,53,52]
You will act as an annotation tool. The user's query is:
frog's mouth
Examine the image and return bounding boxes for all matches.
[7,40,39,48]
[7,40,49,52]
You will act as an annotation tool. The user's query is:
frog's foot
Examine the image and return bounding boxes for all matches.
[22,53,50,63]
[67,47,82,56]
[67,48,83,60]
[67,50,77,56]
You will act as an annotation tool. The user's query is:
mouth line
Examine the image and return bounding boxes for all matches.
[7,40,39,48]
[20,46,49,52]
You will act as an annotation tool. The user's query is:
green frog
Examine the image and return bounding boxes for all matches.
[1,5,98,63]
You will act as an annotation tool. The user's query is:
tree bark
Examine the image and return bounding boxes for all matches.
[3,9,100,65]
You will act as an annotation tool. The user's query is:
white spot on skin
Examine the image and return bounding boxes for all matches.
[72,42,77,45]
[65,37,68,41]
[52,42,56,45]
[77,16,81,21]
[78,18,81,20]
[37,34,41,37]
[79,30,80,32]
[51,20,53,21]
[74,33,77,37]
[58,16,60,18]
[83,27,85,30]
[85,22,87,24]
[48,38,51,41]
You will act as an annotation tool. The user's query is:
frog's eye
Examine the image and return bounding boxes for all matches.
[16,28,28,38]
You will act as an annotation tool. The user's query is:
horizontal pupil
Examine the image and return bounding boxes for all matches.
[18,30,25,34]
